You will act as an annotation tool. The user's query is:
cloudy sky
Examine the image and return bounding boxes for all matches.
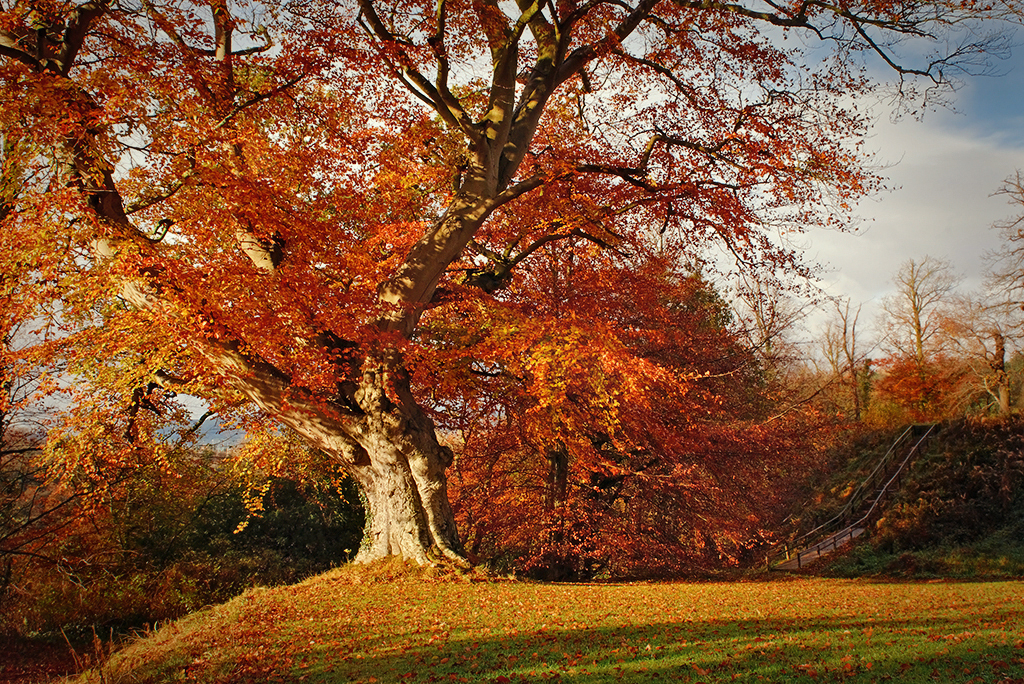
[804,28,1024,331]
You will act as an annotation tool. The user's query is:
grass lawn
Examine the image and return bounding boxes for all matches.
[82,568,1024,683]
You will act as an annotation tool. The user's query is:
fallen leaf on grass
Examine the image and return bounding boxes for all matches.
[795,663,818,678]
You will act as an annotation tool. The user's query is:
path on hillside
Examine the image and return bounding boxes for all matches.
[771,424,936,570]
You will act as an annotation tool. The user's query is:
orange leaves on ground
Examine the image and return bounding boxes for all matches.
[91,577,1024,683]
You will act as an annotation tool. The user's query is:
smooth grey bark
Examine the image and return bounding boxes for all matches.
[346,362,465,565]
[8,0,1008,569]
[195,345,468,566]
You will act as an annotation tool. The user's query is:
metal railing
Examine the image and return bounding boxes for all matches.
[769,424,936,569]
[855,424,935,526]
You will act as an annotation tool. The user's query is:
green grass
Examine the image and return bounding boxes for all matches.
[825,536,1024,580]
[80,567,1024,683]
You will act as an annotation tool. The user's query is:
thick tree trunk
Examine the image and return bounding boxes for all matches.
[347,383,466,566]
[349,435,463,566]
[339,358,467,566]
[193,343,468,567]
[544,443,569,512]
[998,383,1011,415]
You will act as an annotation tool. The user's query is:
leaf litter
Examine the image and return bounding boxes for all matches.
[81,571,1024,683]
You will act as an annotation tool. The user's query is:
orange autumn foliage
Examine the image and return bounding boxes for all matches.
[430,244,817,578]
[1,0,1007,566]
[871,354,972,425]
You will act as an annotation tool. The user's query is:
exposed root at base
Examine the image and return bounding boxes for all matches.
[328,556,493,584]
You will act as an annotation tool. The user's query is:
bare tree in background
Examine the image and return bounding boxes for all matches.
[987,172,1024,311]
[735,275,812,383]
[880,256,959,371]
[942,293,1018,414]
[873,256,960,417]
[954,171,1024,414]
[821,299,871,420]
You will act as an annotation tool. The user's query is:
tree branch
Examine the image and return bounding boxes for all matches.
[213,75,305,129]
[356,0,482,142]
[0,32,41,69]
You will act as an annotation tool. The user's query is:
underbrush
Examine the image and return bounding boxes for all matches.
[826,518,1024,579]
[12,548,330,638]
[817,417,1024,579]
[1,475,363,638]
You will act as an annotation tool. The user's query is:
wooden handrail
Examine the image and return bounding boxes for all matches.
[768,424,936,569]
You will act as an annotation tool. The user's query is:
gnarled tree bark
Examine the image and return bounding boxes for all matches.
[4,0,1003,569]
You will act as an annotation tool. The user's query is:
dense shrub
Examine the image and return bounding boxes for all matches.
[1,457,363,636]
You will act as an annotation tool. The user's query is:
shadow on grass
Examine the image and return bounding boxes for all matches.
[291,613,1024,684]
[90,579,1024,684]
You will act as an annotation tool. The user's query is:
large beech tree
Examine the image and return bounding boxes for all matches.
[0,0,1006,565]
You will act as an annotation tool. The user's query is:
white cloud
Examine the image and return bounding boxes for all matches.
[807,102,1024,332]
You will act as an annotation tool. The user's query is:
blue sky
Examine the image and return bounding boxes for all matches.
[804,28,1024,335]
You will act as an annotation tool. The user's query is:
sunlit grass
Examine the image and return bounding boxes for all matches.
[84,568,1024,683]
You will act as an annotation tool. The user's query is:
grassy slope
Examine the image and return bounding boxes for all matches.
[820,420,1024,579]
[79,566,1024,684]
